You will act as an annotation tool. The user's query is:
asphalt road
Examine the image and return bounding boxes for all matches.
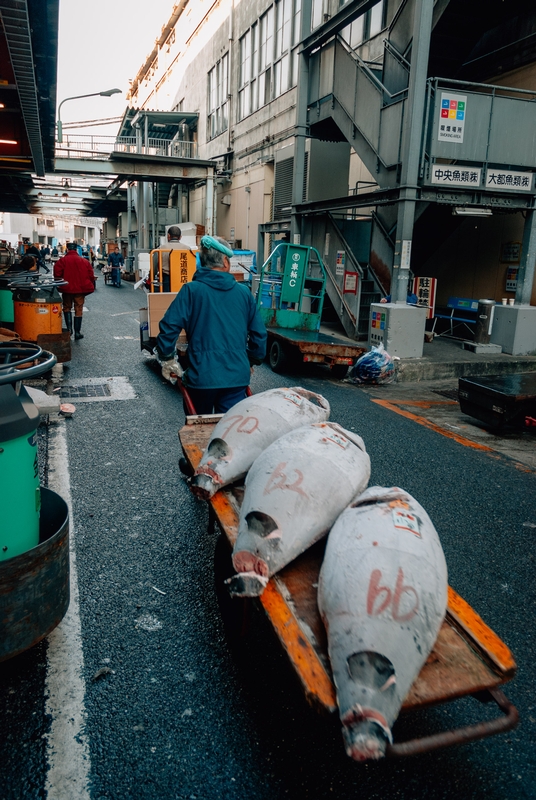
[1,277,535,800]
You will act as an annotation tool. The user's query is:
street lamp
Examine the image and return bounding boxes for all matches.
[57,88,122,143]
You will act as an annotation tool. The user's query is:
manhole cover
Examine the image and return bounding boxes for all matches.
[432,389,459,401]
[60,384,111,398]
[59,376,136,402]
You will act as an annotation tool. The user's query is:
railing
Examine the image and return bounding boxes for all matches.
[308,36,407,171]
[55,135,197,161]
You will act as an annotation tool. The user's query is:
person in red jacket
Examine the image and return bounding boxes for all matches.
[54,242,96,339]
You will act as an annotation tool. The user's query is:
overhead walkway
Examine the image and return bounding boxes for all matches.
[51,110,216,230]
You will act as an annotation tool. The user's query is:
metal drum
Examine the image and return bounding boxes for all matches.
[0,487,70,662]
[13,283,62,341]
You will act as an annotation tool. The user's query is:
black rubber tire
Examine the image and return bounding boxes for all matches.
[269,339,291,373]
[330,364,349,380]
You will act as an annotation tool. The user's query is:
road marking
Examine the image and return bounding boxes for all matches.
[45,421,91,800]
[372,399,494,451]
[110,311,138,316]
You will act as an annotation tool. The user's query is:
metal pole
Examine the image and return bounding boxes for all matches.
[126,183,132,269]
[205,169,214,235]
[144,113,149,156]
[151,183,156,250]
[515,208,536,305]
[391,0,433,303]
[143,182,150,250]
[290,0,312,244]
[155,182,159,248]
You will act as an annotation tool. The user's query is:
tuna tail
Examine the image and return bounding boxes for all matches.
[343,718,391,761]
[225,571,269,597]
[340,651,395,760]
[190,472,219,500]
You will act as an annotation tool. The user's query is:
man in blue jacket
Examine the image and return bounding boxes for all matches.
[107,245,124,287]
[156,235,267,414]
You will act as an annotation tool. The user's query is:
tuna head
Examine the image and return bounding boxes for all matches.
[190,438,232,500]
[340,651,395,761]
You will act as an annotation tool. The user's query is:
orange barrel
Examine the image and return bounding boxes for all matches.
[13,284,63,341]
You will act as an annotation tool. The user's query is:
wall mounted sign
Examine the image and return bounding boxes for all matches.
[431,166,481,187]
[500,241,521,263]
[505,267,519,292]
[486,170,532,192]
[335,250,345,276]
[343,271,358,294]
[438,93,467,143]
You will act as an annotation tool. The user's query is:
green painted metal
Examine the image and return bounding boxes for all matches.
[256,243,327,332]
[0,287,14,323]
[0,429,40,560]
[281,245,308,303]
[259,307,321,331]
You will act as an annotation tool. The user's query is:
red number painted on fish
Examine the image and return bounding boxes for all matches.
[264,461,308,498]
[366,568,419,622]
[219,415,259,439]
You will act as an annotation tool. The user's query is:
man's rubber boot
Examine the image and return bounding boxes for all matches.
[63,311,73,335]
[74,317,84,340]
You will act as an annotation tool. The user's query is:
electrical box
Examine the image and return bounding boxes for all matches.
[369,303,427,359]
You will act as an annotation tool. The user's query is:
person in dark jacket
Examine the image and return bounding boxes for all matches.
[107,245,124,287]
[54,242,96,339]
[156,235,267,414]
[26,243,45,272]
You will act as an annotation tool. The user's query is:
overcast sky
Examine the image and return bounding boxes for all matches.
[57,0,175,134]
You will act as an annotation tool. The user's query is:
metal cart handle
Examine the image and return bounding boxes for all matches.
[386,688,519,758]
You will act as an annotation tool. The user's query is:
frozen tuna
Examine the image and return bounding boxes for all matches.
[226,423,371,597]
[190,387,330,499]
[318,486,448,761]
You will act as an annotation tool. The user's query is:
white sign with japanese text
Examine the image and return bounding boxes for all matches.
[438,93,467,143]
[431,166,481,187]
[485,169,533,192]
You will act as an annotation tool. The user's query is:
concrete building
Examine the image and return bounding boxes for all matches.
[0,211,103,249]
[126,0,536,354]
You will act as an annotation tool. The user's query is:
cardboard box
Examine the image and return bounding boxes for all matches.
[147,292,177,338]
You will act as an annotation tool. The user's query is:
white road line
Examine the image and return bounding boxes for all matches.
[44,420,91,800]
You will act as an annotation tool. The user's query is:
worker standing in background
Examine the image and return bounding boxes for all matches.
[107,245,124,287]
[155,235,267,414]
[54,242,96,339]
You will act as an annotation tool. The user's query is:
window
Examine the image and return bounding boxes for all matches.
[238,29,252,119]
[341,0,384,47]
[311,0,323,30]
[258,7,274,108]
[238,0,301,121]
[208,53,229,139]
[369,1,385,37]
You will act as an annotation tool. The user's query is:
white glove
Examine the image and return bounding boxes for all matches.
[160,358,184,383]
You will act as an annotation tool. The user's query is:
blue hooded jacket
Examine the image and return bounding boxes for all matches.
[156,267,267,389]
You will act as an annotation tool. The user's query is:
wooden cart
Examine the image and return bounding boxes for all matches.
[179,418,518,758]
